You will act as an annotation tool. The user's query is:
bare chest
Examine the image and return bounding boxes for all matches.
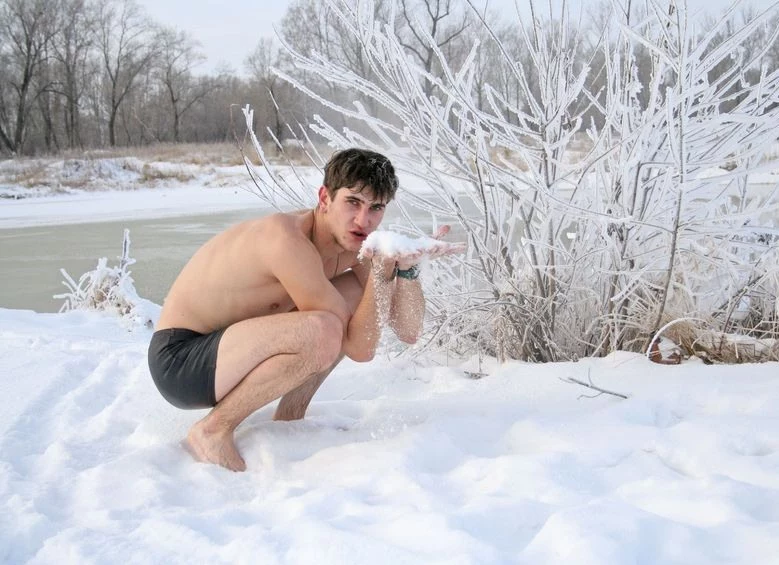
[239,280,297,316]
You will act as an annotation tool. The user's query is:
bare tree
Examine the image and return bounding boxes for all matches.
[50,0,96,149]
[279,0,344,128]
[156,27,211,142]
[36,41,58,151]
[95,0,156,146]
[245,37,286,146]
[0,0,60,154]
[280,0,397,125]
[396,0,474,98]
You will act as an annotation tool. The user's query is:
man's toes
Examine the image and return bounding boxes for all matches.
[226,453,246,472]
[220,444,246,472]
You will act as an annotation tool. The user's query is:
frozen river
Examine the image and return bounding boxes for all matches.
[0,196,431,313]
[0,209,264,313]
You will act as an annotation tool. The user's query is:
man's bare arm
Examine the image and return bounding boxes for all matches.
[388,273,425,343]
[270,231,387,362]
[358,227,466,344]
[343,264,396,361]
[352,257,424,344]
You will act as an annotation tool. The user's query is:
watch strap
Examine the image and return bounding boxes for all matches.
[396,264,420,280]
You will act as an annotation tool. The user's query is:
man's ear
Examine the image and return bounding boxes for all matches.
[317,185,330,211]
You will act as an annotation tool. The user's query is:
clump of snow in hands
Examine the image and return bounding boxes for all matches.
[2,307,779,563]
[358,229,461,260]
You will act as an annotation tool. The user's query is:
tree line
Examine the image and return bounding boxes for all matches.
[1,0,777,156]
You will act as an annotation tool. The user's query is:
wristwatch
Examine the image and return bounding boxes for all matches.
[396,264,420,280]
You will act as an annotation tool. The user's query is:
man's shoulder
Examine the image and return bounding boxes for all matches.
[259,210,308,232]
[238,211,304,242]
[256,211,314,254]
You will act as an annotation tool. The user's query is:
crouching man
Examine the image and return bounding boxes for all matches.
[148,148,456,471]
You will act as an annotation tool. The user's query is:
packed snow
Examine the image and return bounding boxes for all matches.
[1,168,779,564]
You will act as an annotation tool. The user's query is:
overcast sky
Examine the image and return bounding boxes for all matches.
[137,0,759,75]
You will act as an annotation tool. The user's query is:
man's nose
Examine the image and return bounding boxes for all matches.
[355,207,370,228]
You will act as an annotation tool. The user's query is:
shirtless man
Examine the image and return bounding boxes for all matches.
[148,148,456,472]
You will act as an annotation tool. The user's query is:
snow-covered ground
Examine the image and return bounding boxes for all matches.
[0,184,267,229]
[2,308,778,564]
[1,160,779,563]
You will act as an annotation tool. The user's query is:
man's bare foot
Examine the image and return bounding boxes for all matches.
[185,419,246,472]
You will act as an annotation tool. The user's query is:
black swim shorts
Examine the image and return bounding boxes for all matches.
[148,328,226,409]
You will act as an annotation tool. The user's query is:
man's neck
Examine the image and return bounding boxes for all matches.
[310,208,343,261]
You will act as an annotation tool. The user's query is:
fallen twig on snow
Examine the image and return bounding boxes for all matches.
[560,370,629,400]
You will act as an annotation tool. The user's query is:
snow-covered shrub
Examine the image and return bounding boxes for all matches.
[55,229,158,328]
[245,0,779,362]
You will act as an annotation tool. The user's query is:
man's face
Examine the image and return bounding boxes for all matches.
[321,185,387,252]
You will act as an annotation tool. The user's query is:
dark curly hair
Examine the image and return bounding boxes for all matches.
[323,148,399,203]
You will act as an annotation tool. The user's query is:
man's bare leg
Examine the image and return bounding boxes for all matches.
[186,310,343,471]
[273,272,363,422]
[273,357,342,421]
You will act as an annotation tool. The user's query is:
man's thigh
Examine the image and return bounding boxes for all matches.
[214,310,340,401]
[213,272,362,401]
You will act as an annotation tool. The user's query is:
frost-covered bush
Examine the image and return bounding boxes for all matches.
[246,0,779,362]
[55,229,159,328]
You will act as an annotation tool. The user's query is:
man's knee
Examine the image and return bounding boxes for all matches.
[305,311,344,371]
